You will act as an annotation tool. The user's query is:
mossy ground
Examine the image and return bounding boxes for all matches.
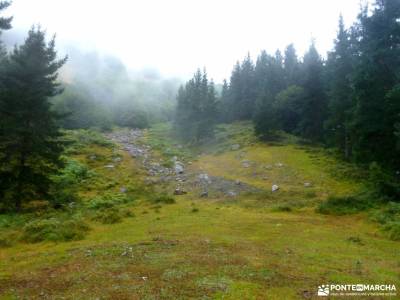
[0,123,399,299]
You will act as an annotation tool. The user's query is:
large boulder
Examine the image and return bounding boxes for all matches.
[174,162,184,174]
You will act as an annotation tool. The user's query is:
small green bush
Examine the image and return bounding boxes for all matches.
[368,162,400,200]
[65,129,114,149]
[272,204,292,212]
[92,208,123,224]
[371,202,400,224]
[22,200,50,213]
[150,194,176,204]
[370,202,400,241]
[22,217,90,243]
[0,232,16,248]
[88,193,131,209]
[50,159,92,206]
[382,222,400,241]
[317,193,374,215]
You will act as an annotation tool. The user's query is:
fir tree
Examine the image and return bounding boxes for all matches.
[175,69,217,142]
[325,15,355,159]
[0,27,67,211]
[297,42,327,141]
[351,0,400,167]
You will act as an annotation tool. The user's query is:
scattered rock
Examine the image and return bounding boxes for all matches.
[262,176,268,180]
[272,184,279,192]
[120,187,127,193]
[174,188,187,195]
[275,163,284,168]
[89,155,97,160]
[200,191,208,198]
[226,191,237,197]
[304,182,312,187]
[241,160,251,168]
[198,173,212,184]
[174,162,184,174]
[113,157,122,162]
[104,164,115,169]
[235,180,241,185]
[231,144,240,151]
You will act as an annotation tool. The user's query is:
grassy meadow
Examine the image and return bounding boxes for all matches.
[0,123,399,299]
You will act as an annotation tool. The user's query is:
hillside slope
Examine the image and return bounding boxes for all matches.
[0,123,399,299]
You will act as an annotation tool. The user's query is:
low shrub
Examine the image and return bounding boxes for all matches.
[382,222,400,241]
[50,159,92,207]
[92,208,123,224]
[150,194,176,204]
[317,193,374,215]
[272,204,292,212]
[22,200,50,213]
[371,202,400,241]
[88,193,132,209]
[22,217,90,243]
[371,202,400,224]
[368,162,400,201]
[0,232,17,248]
[65,129,114,149]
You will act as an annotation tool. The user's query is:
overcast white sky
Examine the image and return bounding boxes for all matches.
[5,0,368,82]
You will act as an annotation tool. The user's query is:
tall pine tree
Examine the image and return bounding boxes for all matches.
[0,27,67,211]
[175,69,217,142]
[351,0,400,167]
[297,42,327,141]
[325,15,355,159]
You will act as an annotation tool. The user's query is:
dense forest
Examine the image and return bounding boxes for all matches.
[176,0,400,200]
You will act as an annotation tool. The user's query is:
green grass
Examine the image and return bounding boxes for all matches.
[0,123,399,299]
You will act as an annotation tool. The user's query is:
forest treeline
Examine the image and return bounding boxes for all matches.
[175,0,400,198]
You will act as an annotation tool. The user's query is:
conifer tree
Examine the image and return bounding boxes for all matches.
[283,44,300,86]
[351,0,400,167]
[325,15,354,159]
[0,27,67,210]
[175,69,217,142]
[297,42,327,141]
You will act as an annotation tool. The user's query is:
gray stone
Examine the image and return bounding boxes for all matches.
[304,182,312,187]
[272,184,279,192]
[241,160,251,168]
[120,187,127,193]
[174,162,184,174]
[174,188,187,195]
[226,191,237,197]
[104,164,115,169]
[198,173,211,184]
[231,144,240,151]
[200,191,208,198]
